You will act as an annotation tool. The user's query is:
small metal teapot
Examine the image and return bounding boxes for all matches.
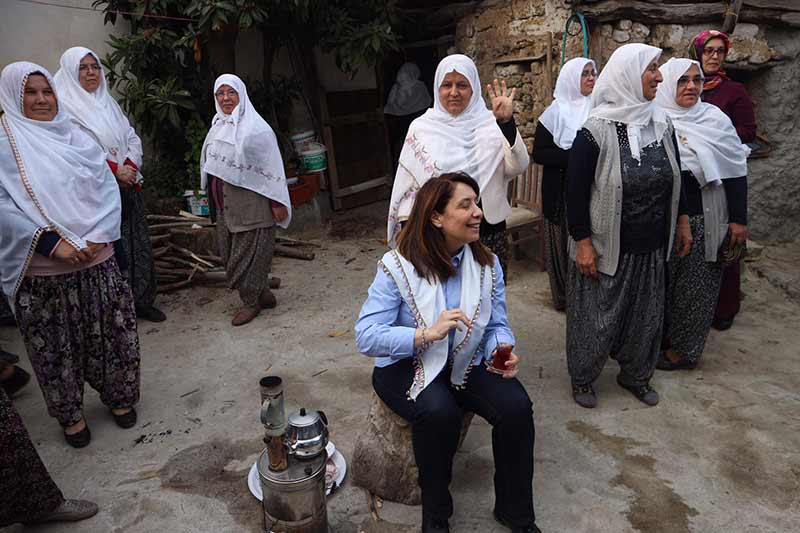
[286,408,328,459]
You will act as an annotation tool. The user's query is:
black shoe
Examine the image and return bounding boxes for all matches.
[421,516,450,532]
[571,383,597,408]
[656,352,697,371]
[616,376,659,406]
[136,305,166,322]
[493,509,541,532]
[1,365,31,397]
[64,424,91,448]
[712,318,733,331]
[111,407,137,429]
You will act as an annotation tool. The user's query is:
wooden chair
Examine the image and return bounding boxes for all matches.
[506,162,545,270]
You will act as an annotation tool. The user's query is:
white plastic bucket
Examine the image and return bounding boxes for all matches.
[299,142,327,172]
[291,129,316,152]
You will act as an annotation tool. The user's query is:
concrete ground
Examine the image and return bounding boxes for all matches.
[2,205,799,533]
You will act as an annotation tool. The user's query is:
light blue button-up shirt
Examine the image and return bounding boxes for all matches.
[355,248,515,368]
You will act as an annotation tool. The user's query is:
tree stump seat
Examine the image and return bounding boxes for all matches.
[351,392,474,505]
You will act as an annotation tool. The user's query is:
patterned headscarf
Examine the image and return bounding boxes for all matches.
[688,30,731,91]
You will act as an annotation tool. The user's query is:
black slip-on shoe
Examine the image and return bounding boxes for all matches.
[616,376,659,406]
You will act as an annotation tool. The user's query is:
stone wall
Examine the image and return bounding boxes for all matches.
[454,1,800,242]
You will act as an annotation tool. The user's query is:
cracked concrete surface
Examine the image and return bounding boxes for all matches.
[2,207,799,532]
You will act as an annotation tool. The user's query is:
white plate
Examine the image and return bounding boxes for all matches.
[248,441,346,501]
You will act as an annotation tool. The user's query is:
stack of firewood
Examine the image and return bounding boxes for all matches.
[147,211,317,294]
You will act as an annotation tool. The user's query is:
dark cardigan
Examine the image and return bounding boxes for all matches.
[531,121,570,224]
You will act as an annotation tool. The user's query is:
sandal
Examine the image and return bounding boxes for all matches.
[571,383,597,408]
[111,407,137,429]
[656,352,697,371]
[64,424,91,448]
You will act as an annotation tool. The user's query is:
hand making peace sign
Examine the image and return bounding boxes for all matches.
[486,79,516,123]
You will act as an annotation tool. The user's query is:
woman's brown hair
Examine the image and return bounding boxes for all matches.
[396,172,494,283]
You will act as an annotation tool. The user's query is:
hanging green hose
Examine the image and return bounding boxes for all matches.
[561,12,589,66]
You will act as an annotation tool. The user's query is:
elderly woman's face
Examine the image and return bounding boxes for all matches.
[23,74,58,121]
[431,182,483,250]
[676,64,703,108]
[78,54,101,93]
[701,37,727,75]
[215,84,239,115]
[641,60,663,101]
[438,71,473,116]
[580,62,596,96]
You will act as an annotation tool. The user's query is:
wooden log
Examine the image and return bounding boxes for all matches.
[351,392,474,505]
[179,210,206,220]
[146,215,191,222]
[162,255,208,273]
[150,234,170,245]
[274,244,315,261]
[153,246,169,258]
[149,221,214,231]
[197,254,224,265]
[158,279,195,293]
[167,243,216,268]
[276,236,322,248]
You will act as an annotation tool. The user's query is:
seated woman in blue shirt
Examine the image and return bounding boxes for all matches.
[355,173,539,533]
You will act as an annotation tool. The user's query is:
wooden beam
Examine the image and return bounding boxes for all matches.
[493,53,546,65]
[332,176,391,198]
[723,0,745,34]
[574,0,800,27]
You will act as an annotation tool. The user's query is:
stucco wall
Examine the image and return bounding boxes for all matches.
[0,0,130,77]
[455,0,800,242]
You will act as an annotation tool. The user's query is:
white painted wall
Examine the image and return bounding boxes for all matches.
[0,0,129,76]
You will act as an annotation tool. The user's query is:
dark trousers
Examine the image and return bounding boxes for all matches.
[372,358,536,526]
[714,260,741,322]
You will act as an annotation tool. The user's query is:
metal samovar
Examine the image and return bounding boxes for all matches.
[258,376,329,533]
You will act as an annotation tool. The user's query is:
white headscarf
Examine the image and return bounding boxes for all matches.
[589,43,667,160]
[539,57,595,150]
[655,58,749,185]
[53,46,142,168]
[384,62,431,116]
[0,62,121,250]
[200,74,291,228]
[389,54,504,242]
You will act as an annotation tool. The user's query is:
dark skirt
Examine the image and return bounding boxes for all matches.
[667,216,723,364]
[566,248,666,387]
[119,188,157,308]
[14,257,141,427]
[543,212,568,311]
[0,388,64,526]
[216,210,275,307]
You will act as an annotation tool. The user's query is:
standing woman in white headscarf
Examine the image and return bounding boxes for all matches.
[201,74,291,327]
[655,58,749,370]
[564,44,692,409]
[532,57,596,311]
[388,54,529,278]
[53,47,165,323]
[384,62,432,167]
[0,62,141,448]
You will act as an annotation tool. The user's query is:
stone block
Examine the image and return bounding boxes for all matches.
[632,22,651,38]
[651,24,686,49]
[476,8,510,32]
[612,30,631,43]
[733,23,759,38]
[351,392,475,505]
[600,24,613,37]
[512,0,545,19]
[618,19,632,31]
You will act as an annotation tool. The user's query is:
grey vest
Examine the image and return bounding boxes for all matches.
[568,116,682,276]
